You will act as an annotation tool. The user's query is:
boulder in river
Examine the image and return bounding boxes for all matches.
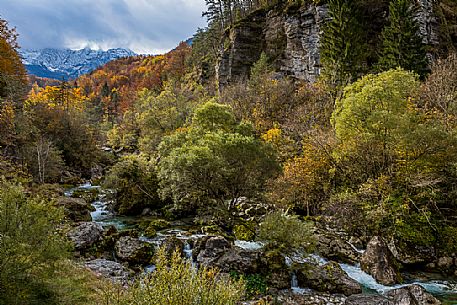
[385,284,441,305]
[361,236,401,285]
[296,261,362,296]
[115,236,154,265]
[345,285,441,304]
[161,236,184,257]
[56,196,95,222]
[316,229,361,264]
[67,222,104,251]
[85,259,133,284]
[196,236,262,274]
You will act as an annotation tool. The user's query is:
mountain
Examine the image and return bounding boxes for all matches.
[20,48,136,80]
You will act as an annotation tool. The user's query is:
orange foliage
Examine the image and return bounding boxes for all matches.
[77,42,192,116]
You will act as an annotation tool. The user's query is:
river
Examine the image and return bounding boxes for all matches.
[67,183,457,304]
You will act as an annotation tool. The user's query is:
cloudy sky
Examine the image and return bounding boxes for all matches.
[0,0,207,54]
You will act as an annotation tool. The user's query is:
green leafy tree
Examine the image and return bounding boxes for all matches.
[157,101,280,211]
[332,69,420,178]
[377,0,429,78]
[104,154,162,215]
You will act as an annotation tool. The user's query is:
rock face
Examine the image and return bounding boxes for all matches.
[279,4,328,82]
[361,236,401,286]
[217,1,440,87]
[67,222,104,251]
[296,261,362,296]
[85,259,132,284]
[115,236,154,265]
[56,197,94,222]
[217,9,267,87]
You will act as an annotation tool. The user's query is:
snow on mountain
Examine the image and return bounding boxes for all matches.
[20,48,136,80]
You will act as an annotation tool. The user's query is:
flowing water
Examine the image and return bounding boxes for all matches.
[66,183,457,303]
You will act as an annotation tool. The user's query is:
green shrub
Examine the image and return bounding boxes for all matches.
[258,211,315,254]
[230,272,267,298]
[0,180,96,304]
[439,226,457,254]
[233,223,255,241]
[98,247,245,305]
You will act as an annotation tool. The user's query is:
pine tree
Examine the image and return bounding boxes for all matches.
[320,0,364,87]
[377,0,429,78]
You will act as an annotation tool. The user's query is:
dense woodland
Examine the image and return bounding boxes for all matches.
[2,0,457,304]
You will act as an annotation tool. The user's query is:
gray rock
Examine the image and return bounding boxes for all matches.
[296,261,362,296]
[437,256,454,269]
[316,230,361,264]
[385,284,441,305]
[345,294,392,305]
[56,197,95,222]
[273,290,347,305]
[196,236,261,273]
[84,259,132,284]
[161,236,184,257]
[361,236,401,286]
[115,236,154,265]
[345,285,441,305]
[67,222,103,251]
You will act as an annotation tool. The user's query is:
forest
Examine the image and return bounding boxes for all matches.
[1,0,457,304]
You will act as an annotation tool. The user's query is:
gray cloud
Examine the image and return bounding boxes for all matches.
[0,0,207,54]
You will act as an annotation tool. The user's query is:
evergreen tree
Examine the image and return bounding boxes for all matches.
[320,0,364,87]
[377,0,429,78]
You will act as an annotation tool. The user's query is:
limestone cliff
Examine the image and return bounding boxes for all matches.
[216,0,451,87]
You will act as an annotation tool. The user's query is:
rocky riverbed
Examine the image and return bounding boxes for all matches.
[63,183,457,304]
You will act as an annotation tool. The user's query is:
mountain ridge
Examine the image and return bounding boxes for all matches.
[20,47,136,80]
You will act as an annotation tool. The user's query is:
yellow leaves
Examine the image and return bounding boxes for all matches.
[25,85,88,112]
[261,127,281,143]
[261,127,296,162]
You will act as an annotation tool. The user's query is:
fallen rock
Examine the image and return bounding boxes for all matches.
[361,236,401,285]
[56,197,95,222]
[85,259,132,284]
[386,284,441,305]
[115,236,154,265]
[296,261,362,296]
[68,222,103,251]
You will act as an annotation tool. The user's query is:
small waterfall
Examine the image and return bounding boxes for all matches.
[184,242,193,259]
[346,241,365,254]
[291,272,298,288]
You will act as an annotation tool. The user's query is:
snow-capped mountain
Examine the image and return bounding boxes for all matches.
[20,48,136,80]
